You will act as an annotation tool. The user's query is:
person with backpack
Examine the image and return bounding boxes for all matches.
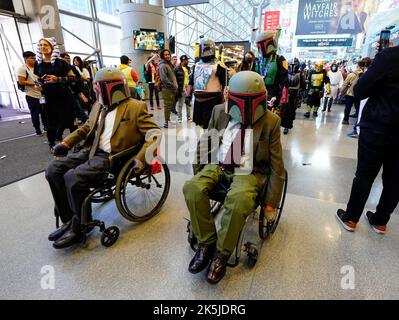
[117,55,139,99]
[144,54,161,111]
[17,51,47,136]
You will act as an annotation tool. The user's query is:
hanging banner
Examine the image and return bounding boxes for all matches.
[264,11,281,31]
[164,0,209,8]
[297,37,354,47]
[295,0,377,35]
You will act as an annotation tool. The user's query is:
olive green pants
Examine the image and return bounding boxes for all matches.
[162,90,176,123]
[183,164,260,256]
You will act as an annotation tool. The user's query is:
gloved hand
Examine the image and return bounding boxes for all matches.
[132,159,144,173]
[53,142,69,157]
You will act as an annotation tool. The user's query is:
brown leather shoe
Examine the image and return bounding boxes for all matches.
[188,243,215,274]
[207,251,228,284]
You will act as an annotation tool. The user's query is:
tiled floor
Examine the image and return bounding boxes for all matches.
[1,103,398,300]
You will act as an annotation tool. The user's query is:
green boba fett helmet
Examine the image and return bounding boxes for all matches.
[93,68,130,107]
[227,71,267,126]
[255,31,277,57]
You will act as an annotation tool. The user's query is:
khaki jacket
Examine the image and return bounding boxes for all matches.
[342,69,362,97]
[193,104,285,208]
[63,98,160,166]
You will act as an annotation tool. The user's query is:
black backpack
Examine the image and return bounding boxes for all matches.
[17,70,29,92]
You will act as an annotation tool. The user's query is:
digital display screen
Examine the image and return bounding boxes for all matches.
[133,30,165,51]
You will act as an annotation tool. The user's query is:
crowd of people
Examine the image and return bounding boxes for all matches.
[15,33,398,285]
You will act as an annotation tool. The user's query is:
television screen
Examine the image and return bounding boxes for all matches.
[133,30,165,51]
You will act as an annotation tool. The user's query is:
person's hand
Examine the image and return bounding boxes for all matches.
[80,93,89,103]
[375,41,394,53]
[42,74,58,83]
[34,83,43,91]
[132,159,144,173]
[53,142,69,159]
[263,205,277,222]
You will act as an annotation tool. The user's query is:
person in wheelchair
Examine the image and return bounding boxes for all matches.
[46,68,161,249]
[183,71,285,284]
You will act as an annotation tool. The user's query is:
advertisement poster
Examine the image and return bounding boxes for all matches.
[295,0,378,35]
[264,11,281,31]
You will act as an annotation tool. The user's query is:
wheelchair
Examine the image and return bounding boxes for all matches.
[56,142,171,248]
[186,170,287,268]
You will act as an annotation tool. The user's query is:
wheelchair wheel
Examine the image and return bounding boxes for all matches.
[259,170,288,238]
[115,158,171,222]
[101,226,119,247]
[270,170,288,233]
[91,186,115,203]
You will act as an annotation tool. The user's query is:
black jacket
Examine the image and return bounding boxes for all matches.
[355,46,399,133]
[174,65,188,93]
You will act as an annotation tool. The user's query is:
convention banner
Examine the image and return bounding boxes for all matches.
[297,37,354,47]
[164,0,209,8]
[295,0,372,35]
[264,11,281,31]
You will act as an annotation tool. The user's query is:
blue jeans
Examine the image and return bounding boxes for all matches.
[26,95,47,134]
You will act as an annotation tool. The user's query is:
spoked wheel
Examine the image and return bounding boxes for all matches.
[91,185,115,203]
[270,170,288,234]
[258,170,288,238]
[115,158,170,222]
[101,226,119,247]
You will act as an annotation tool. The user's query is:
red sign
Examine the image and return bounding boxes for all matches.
[264,11,280,31]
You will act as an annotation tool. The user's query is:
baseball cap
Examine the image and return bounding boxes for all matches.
[23,51,35,58]
[180,55,188,61]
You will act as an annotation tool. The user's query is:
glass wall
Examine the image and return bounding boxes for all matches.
[57,0,123,67]
[167,0,254,60]
[0,15,32,112]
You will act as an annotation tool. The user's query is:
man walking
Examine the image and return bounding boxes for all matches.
[17,51,47,136]
[336,45,399,235]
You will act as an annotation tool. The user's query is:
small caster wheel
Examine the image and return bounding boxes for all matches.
[246,243,258,268]
[101,226,119,247]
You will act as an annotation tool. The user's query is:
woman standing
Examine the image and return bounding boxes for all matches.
[144,54,161,111]
[73,56,92,113]
[237,51,256,72]
[34,37,77,152]
[73,56,91,81]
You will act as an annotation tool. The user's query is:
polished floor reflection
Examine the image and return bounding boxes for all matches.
[0,103,397,299]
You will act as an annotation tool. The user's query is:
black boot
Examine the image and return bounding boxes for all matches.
[53,216,82,249]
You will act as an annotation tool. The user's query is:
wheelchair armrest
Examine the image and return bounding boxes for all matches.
[110,140,144,166]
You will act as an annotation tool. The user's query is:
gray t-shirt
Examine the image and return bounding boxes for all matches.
[17,66,41,99]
